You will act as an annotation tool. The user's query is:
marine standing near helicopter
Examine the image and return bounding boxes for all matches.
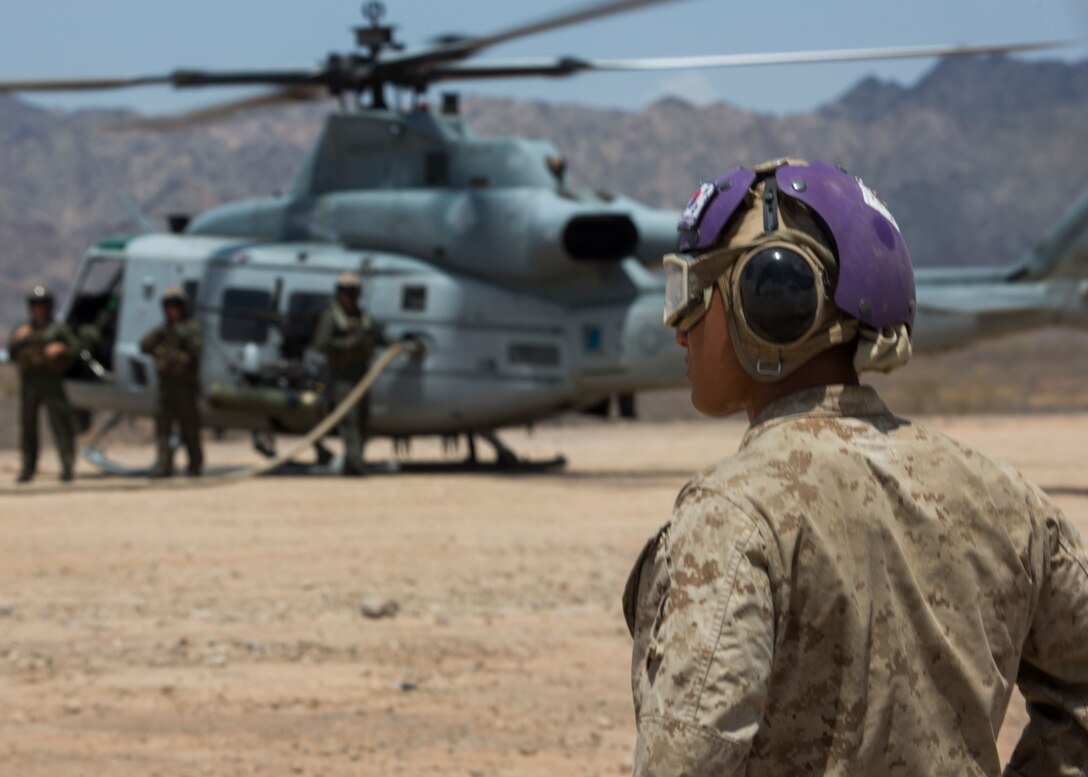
[313,272,387,476]
[8,286,79,483]
[623,159,1088,776]
[139,287,204,477]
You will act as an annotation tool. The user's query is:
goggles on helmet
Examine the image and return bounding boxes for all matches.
[663,239,828,345]
[662,242,743,332]
[663,252,712,332]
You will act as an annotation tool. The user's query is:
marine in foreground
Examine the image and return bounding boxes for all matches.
[624,159,1088,775]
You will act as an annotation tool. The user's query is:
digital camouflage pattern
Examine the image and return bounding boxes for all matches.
[624,385,1088,776]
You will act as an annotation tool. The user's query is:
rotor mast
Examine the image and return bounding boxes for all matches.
[353,1,401,109]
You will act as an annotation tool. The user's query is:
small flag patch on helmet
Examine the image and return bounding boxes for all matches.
[678,182,718,231]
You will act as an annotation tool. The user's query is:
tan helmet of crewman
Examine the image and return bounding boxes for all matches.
[161,286,190,307]
[336,271,363,294]
[26,285,54,307]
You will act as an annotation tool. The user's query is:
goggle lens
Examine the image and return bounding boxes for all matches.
[663,254,713,331]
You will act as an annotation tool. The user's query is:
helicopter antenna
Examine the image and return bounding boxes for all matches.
[354,1,401,108]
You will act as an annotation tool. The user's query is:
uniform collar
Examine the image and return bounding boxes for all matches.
[332,300,360,327]
[743,384,893,446]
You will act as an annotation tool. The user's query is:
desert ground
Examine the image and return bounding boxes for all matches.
[0,397,1086,776]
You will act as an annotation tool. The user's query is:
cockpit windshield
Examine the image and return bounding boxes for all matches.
[67,256,124,372]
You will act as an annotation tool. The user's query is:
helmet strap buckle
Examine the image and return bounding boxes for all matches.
[755,358,783,377]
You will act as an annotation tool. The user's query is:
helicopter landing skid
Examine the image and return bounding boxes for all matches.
[455,431,566,472]
[255,430,566,475]
[389,455,566,475]
[82,446,157,478]
[81,446,240,478]
[258,432,567,475]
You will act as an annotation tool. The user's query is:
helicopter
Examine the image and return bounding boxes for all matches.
[1,0,1086,469]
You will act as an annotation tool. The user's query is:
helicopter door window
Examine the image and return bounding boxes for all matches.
[284,292,331,359]
[129,358,148,388]
[183,280,199,306]
[401,285,427,312]
[424,152,449,186]
[220,288,273,343]
[583,325,603,354]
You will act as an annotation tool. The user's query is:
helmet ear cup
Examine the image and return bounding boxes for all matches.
[735,247,820,345]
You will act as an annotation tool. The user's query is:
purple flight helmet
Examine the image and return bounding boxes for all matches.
[677,162,916,331]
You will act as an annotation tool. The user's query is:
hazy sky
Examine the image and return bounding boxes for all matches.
[0,0,1084,117]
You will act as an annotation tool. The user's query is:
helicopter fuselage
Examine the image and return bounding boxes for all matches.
[63,233,680,437]
[55,107,1088,441]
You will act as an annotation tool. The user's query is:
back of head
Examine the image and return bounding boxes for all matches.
[665,158,915,381]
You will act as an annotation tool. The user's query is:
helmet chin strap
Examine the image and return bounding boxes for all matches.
[723,270,859,383]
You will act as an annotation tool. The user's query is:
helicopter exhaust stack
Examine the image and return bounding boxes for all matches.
[562,215,638,262]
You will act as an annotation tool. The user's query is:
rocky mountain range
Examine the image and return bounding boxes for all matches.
[1,55,1086,330]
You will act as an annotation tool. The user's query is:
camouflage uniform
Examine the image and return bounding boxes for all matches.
[313,300,384,474]
[140,318,204,476]
[8,320,79,480]
[624,385,1088,776]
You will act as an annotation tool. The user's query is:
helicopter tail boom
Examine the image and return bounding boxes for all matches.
[1012,186,1088,283]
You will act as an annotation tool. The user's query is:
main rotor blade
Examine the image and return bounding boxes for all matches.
[382,0,683,72]
[458,0,683,55]
[0,68,331,95]
[0,75,171,93]
[424,40,1071,82]
[164,69,327,88]
[114,86,327,131]
[595,39,1071,70]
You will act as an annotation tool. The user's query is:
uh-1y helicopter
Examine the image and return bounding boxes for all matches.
[1,0,1086,471]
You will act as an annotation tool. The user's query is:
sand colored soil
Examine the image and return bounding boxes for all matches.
[0,412,1085,776]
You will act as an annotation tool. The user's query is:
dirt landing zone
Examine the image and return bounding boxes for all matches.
[1,413,1085,776]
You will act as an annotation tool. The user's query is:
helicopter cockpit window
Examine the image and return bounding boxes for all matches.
[220,288,273,344]
[67,256,124,372]
[68,257,123,323]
